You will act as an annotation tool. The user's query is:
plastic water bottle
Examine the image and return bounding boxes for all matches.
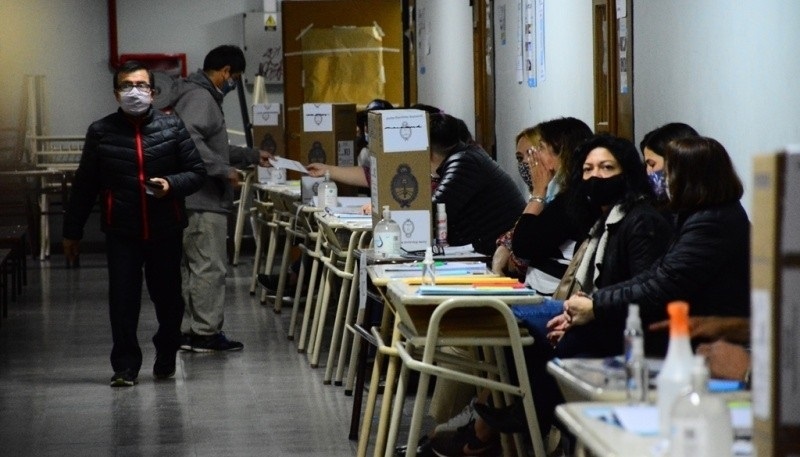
[624,304,648,403]
[374,206,401,258]
[421,246,436,286]
[318,170,338,209]
[669,355,734,457]
[435,203,448,247]
[656,301,694,437]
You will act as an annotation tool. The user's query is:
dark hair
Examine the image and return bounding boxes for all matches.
[538,117,593,187]
[357,99,394,142]
[203,45,246,73]
[640,122,698,157]
[429,113,464,155]
[410,103,443,114]
[567,134,653,227]
[664,136,743,212]
[114,60,154,90]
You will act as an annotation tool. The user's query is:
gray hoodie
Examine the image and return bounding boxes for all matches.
[170,70,258,213]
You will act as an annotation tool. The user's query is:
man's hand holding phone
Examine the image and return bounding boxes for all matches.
[145,178,169,198]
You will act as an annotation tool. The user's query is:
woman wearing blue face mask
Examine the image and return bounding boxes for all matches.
[640,122,699,203]
[558,136,750,358]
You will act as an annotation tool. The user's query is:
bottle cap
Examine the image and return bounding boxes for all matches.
[626,304,641,331]
[382,205,390,219]
[667,301,690,337]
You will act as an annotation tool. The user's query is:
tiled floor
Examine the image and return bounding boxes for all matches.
[0,253,366,456]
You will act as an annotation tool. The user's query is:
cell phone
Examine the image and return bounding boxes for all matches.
[145,180,164,190]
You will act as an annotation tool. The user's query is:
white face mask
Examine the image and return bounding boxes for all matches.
[119,87,151,116]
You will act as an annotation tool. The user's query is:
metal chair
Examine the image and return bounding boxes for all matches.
[385,296,547,457]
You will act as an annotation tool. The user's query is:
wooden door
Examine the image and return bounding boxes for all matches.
[592,0,633,139]
[282,0,407,162]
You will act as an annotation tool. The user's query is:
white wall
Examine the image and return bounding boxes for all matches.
[0,0,262,140]
[634,0,800,213]
[493,0,594,196]
[415,0,476,134]
[3,0,800,216]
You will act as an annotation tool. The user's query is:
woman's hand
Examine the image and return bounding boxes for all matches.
[527,148,555,198]
[696,340,750,381]
[563,293,595,326]
[305,163,329,178]
[546,312,571,346]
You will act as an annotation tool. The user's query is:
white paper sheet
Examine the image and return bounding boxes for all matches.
[269,157,308,174]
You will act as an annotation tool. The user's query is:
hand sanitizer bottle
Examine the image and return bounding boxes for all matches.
[422,246,436,286]
[669,355,734,457]
[656,301,694,437]
[435,203,448,247]
[374,206,401,258]
[318,170,338,209]
[624,304,648,403]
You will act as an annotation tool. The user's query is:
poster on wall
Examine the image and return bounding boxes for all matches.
[516,1,524,83]
[524,0,537,87]
[417,6,431,75]
[619,20,629,94]
[536,0,545,83]
[499,4,506,46]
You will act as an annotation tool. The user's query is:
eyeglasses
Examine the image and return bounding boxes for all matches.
[117,82,151,93]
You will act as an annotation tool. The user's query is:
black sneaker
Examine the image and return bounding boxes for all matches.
[153,351,177,380]
[257,273,298,297]
[430,419,501,457]
[257,274,280,291]
[179,334,192,351]
[110,369,138,387]
[191,332,244,353]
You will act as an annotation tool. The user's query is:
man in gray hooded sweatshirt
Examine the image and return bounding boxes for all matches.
[171,45,271,352]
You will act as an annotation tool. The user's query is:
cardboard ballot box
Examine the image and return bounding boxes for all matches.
[751,147,800,457]
[368,109,432,251]
[299,103,357,167]
[252,103,285,183]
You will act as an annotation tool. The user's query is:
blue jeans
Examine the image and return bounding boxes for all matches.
[511,298,564,342]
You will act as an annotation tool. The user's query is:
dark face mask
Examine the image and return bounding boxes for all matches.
[220,77,238,96]
[517,161,533,190]
[583,174,627,207]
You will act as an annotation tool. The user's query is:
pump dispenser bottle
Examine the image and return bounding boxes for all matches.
[624,304,648,403]
[422,246,436,286]
[656,301,694,437]
[668,355,734,457]
[374,206,401,258]
[318,170,338,209]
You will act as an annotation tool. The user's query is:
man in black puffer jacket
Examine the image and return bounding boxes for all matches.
[430,113,526,255]
[63,61,206,387]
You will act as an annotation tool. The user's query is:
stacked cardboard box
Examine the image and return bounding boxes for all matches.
[300,103,357,167]
[751,147,800,457]
[252,103,285,183]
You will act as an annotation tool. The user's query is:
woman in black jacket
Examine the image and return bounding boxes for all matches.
[556,136,750,356]
[432,134,673,455]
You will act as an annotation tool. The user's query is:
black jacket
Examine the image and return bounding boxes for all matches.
[556,199,672,357]
[512,192,590,288]
[591,200,750,354]
[64,107,206,241]
[433,144,525,255]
